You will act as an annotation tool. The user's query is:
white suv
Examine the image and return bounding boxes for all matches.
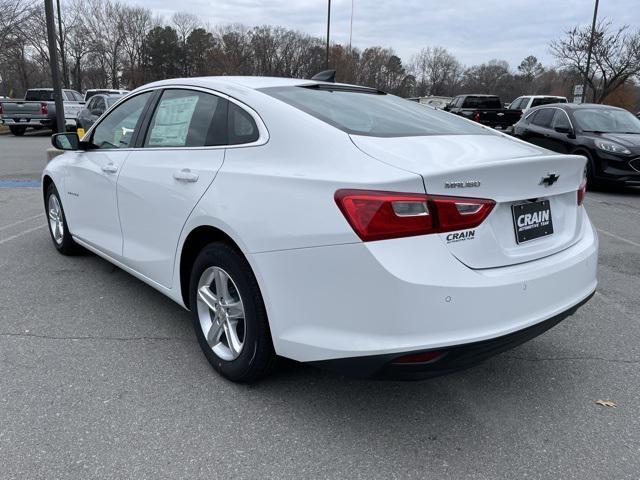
[510,95,568,114]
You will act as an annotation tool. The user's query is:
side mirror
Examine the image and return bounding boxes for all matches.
[52,132,81,150]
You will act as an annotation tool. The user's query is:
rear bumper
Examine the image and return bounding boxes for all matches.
[250,215,598,364]
[1,118,51,127]
[312,291,594,379]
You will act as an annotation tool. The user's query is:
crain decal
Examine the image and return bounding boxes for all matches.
[446,230,475,243]
[444,180,481,189]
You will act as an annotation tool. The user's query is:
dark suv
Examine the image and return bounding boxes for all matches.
[513,103,640,187]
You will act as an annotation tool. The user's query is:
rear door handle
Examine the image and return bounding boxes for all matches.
[102,163,118,173]
[173,168,199,183]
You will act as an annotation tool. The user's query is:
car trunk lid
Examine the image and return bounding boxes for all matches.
[350,133,587,269]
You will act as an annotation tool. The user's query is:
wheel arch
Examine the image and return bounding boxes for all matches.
[42,175,54,204]
[179,225,247,310]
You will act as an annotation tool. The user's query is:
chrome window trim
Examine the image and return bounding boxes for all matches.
[83,84,269,151]
[525,106,574,131]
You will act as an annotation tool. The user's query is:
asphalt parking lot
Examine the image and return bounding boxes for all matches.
[1,131,639,479]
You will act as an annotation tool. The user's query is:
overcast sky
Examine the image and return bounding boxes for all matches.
[143,0,636,69]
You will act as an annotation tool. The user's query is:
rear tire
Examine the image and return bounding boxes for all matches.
[9,126,26,136]
[45,183,80,255]
[189,242,276,383]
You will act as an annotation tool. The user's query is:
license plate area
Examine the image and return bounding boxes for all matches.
[511,200,553,244]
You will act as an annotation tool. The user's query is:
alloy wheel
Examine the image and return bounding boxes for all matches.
[48,194,64,245]
[196,266,246,361]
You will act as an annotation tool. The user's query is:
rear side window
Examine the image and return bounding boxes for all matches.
[531,97,566,107]
[261,86,489,137]
[144,89,228,148]
[228,102,259,145]
[531,108,555,127]
[461,96,502,109]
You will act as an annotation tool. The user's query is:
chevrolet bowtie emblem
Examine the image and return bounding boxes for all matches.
[540,173,559,186]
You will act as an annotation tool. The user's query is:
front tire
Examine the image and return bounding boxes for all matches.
[189,242,276,382]
[45,183,80,255]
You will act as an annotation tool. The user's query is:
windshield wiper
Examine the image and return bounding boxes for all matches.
[582,130,606,134]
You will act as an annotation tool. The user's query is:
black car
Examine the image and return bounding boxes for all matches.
[76,93,125,133]
[513,103,640,187]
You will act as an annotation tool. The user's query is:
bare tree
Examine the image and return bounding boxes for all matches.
[172,11,199,75]
[122,6,153,87]
[0,0,35,52]
[411,46,462,96]
[550,19,640,102]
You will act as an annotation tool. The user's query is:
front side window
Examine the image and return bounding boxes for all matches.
[91,91,152,149]
[144,89,227,148]
[531,108,555,128]
[261,86,490,137]
[86,97,97,111]
[552,110,571,130]
[510,98,523,110]
[94,97,106,114]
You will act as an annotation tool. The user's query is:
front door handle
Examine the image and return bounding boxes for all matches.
[173,168,199,183]
[102,163,118,173]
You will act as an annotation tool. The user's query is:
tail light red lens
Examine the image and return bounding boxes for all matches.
[40,102,48,115]
[577,178,587,206]
[335,189,495,242]
[472,110,481,122]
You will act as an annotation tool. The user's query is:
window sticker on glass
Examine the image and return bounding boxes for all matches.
[147,95,199,147]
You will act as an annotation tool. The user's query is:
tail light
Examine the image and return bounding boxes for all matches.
[472,110,481,122]
[577,178,587,206]
[40,102,48,115]
[335,189,495,242]
[0,103,3,115]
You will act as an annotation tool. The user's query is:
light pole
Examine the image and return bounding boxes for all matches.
[44,0,65,133]
[56,0,68,88]
[325,0,331,69]
[581,0,599,103]
[348,0,354,51]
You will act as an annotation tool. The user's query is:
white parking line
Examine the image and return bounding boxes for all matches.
[597,228,640,249]
[0,213,44,231]
[0,224,46,245]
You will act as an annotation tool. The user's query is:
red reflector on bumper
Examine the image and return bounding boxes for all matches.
[392,351,444,364]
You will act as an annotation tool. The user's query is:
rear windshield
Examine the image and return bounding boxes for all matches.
[25,90,54,101]
[260,86,490,137]
[531,97,567,107]
[461,96,502,109]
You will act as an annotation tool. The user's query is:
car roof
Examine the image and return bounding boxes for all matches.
[522,95,566,98]
[136,76,370,93]
[548,103,626,111]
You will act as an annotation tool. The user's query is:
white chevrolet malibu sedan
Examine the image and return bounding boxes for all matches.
[44,76,598,382]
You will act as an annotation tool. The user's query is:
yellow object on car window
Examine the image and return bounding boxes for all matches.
[77,128,85,139]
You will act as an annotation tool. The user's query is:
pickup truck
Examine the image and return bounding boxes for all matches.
[444,94,521,131]
[0,88,84,136]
